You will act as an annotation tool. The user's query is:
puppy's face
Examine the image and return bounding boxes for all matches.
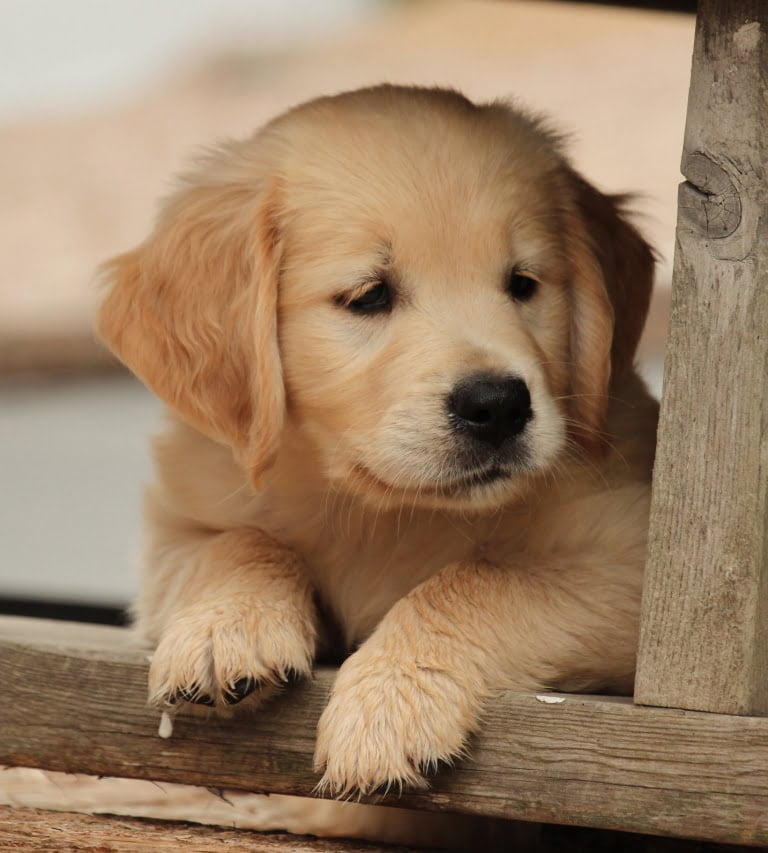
[278,111,573,510]
[98,87,653,512]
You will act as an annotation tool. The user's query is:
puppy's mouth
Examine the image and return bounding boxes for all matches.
[350,462,511,498]
[440,465,508,491]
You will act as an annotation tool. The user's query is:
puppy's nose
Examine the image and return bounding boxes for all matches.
[448,373,532,447]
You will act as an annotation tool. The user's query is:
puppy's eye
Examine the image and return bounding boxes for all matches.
[345,281,392,314]
[506,272,538,302]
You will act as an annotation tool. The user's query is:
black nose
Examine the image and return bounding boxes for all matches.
[448,373,532,447]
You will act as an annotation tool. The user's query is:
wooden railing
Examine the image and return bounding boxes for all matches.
[1,615,767,846]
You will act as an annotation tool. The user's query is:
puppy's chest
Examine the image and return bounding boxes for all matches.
[288,516,480,646]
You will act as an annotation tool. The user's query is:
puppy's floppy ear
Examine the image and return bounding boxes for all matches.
[97,172,284,488]
[562,170,654,449]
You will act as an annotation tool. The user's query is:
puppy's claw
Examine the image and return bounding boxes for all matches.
[314,761,428,800]
[278,668,304,686]
[224,677,260,705]
[177,686,216,706]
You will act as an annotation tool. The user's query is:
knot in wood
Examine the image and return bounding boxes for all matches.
[679,152,742,239]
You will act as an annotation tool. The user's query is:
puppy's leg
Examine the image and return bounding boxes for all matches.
[315,555,642,795]
[141,527,318,709]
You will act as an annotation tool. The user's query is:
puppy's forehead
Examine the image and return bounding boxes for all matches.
[275,91,567,275]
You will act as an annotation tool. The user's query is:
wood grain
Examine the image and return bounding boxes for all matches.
[635,0,768,715]
[0,806,422,852]
[0,806,756,853]
[1,617,768,846]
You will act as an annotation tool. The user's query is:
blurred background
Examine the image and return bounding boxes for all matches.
[0,0,695,621]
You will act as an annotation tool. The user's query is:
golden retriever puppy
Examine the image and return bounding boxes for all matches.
[97,85,657,797]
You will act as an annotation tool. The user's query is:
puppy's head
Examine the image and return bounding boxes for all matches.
[98,86,653,510]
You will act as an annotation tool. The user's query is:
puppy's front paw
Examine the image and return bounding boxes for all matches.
[149,596,315,709]
[314,647,482,797]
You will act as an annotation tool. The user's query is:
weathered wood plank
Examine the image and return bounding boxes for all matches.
[1,617,768,846]
[635,0,768,715]
[0,806,422,852]
[0,806,757,853]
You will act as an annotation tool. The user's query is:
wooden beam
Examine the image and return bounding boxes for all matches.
[0,806,420,852]
[635,0,768,715]
[1,617,768,846]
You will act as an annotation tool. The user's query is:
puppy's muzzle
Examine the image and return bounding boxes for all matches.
[448,373,532,449]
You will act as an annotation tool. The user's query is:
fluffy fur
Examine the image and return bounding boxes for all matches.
[97,85,657,797]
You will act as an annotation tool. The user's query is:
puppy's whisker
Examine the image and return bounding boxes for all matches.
[558,414,630,470]
[552,392,636,407]
[211,482,249,507]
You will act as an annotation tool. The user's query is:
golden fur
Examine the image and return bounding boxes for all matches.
[97,85,657,797]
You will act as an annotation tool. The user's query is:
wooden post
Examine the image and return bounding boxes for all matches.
[635,0,768,715]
